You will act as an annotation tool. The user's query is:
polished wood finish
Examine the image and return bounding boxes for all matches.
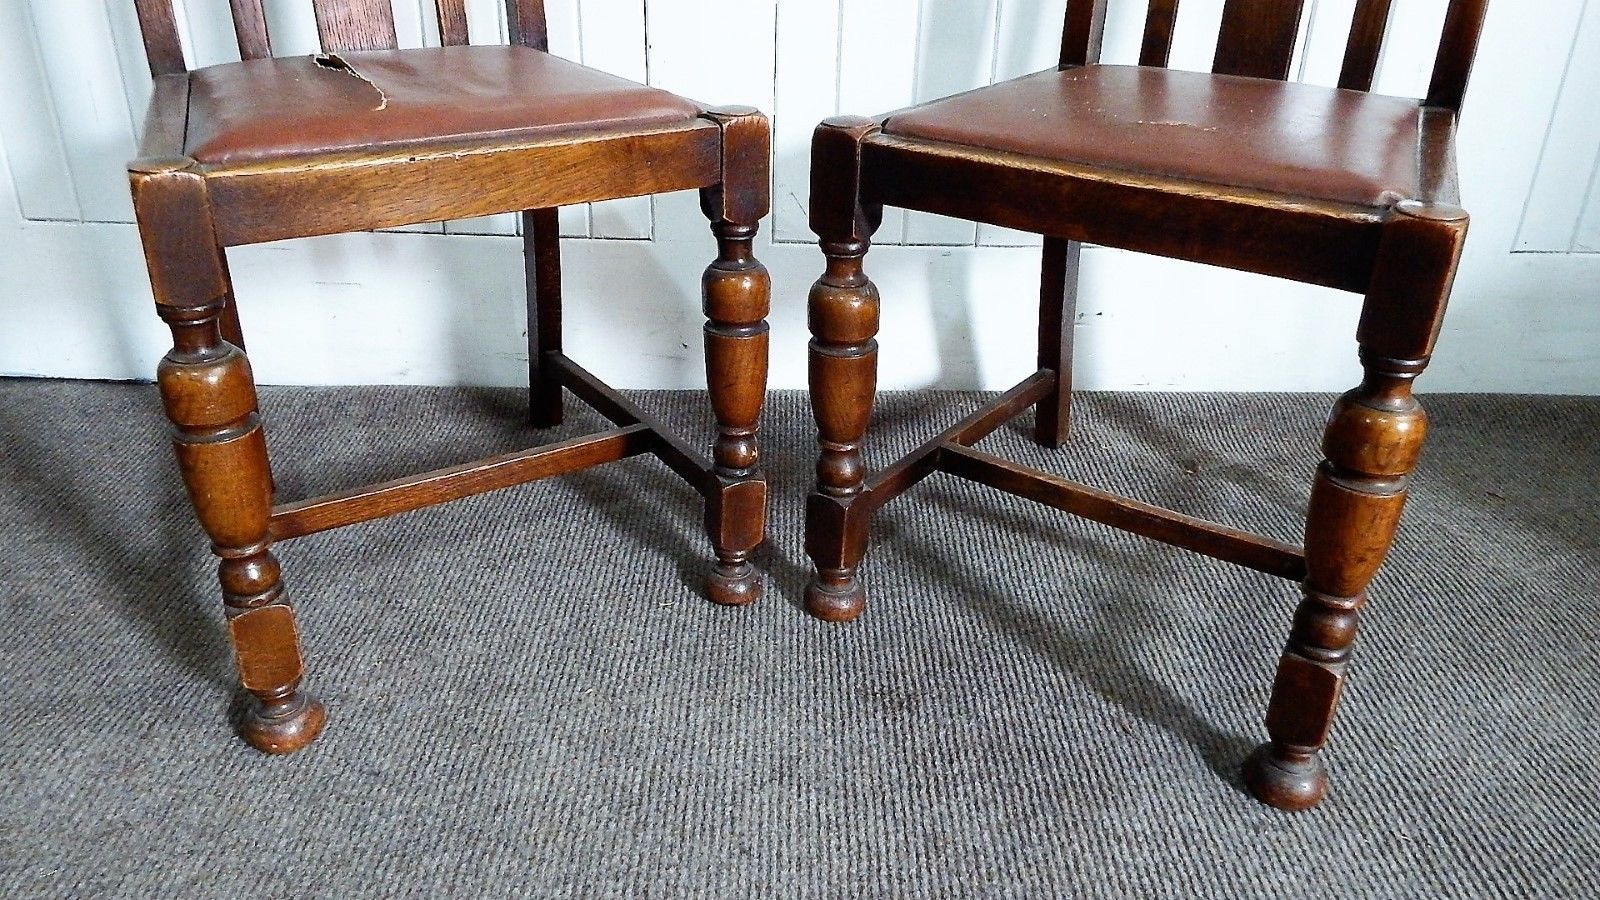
[505,0,551,51]
[1429,0,1492,112]
[700,107,774,606]
[940,443,1307,581]
[128,2,769,751]
[1213,0,1308,80]
[805,117,885,622]
[1339,0,1395,92]
[807,1,1482,810]
[1060,0,1109,67]
[228,1,273,60]
[436,0,472,46]
[133,0,184,76]
[268,426,653,541]
[312,0,399,52]
[1138,0,1180,68]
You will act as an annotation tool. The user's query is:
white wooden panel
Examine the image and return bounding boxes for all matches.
[644,0,776,245]
[580,0,651,240]
[180,0,244,67]
[772,0,842,243]
[0,2,80,221]
[105,0,157,145]
[1514,0,1600,253]
[24,1,138,222]
[903,0,998,246]
[1574,175,1600,252]
[1371,0,1448,99]
[258,0,322,56]
[1169,0,1226,73]
[839,0,920,245]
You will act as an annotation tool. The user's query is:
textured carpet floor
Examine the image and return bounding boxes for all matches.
[1,379,1597,898]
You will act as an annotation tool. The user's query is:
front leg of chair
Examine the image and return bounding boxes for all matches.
[699,108,772,606]
[1244,353,1426,809]
[804,118,883,623]
[805,236,881,622]
[134,169,324,754]
[1245,200,1466,810]
[701,218,771,605]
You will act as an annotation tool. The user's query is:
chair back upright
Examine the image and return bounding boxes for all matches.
[1059,0,1490,111]
[132,0,551,76]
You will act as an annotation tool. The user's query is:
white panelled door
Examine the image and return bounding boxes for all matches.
[0,1,1595,392]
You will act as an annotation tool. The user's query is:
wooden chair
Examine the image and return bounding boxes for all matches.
[803,0,1487,810]
[128,1,771,754]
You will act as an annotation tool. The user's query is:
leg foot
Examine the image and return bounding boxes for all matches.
[1243,743,1328,811]
[706,555,764,607]
[239,690,326,755]
[805,570,865,622]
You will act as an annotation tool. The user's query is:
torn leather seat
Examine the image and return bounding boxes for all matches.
[184,45,702,166]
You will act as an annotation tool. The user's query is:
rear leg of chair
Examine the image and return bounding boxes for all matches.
[524,207,564,428]
[1034,237,1080,449]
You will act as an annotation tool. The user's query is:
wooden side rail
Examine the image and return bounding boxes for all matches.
[549,352,717,494]
[938,443,1307,581]
[269,424,652,540]
[861,370,1054,514]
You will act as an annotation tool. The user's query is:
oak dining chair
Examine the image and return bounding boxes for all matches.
[129,0,771,754]
[803,0,1487,810]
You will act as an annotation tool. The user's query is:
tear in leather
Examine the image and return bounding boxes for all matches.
[312,53,389,111]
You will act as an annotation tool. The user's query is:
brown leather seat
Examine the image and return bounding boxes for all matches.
[184,45,702,166]
[883,65,1424,208]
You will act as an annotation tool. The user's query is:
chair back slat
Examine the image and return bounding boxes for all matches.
[1338,0,1393,91]
[505,0,551,51]
[133,0,186,75]
[1059,0,1109,66]
[229,0,273,59]
[1212,0,1308,80]
[1138,0,1180,67]
[1427,0,1490,111]
[312,0,400,52]
[436,1,472,46]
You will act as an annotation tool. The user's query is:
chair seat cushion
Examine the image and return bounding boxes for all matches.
[882,65,1423,207]
[184,45,702,165]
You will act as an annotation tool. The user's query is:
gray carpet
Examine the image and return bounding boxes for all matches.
[1,379,1597,898]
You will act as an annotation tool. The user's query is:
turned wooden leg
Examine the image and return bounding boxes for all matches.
[1245,200,1467,809]
[701,219,771,605]
[1035,237,1080,449]
[134,169,323,753]
[157,306,325,754]
[523,207,563,428]
[805,240,880,622]
[1244,353,1426,808]
[804,117,884,623]
[699,107,772,605]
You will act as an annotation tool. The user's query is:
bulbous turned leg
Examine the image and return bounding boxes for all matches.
[698,107,772,606]
[157,304,324,754]
[701,219,771,606]
[804,240,879,623]
[1245,353,1428,809]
